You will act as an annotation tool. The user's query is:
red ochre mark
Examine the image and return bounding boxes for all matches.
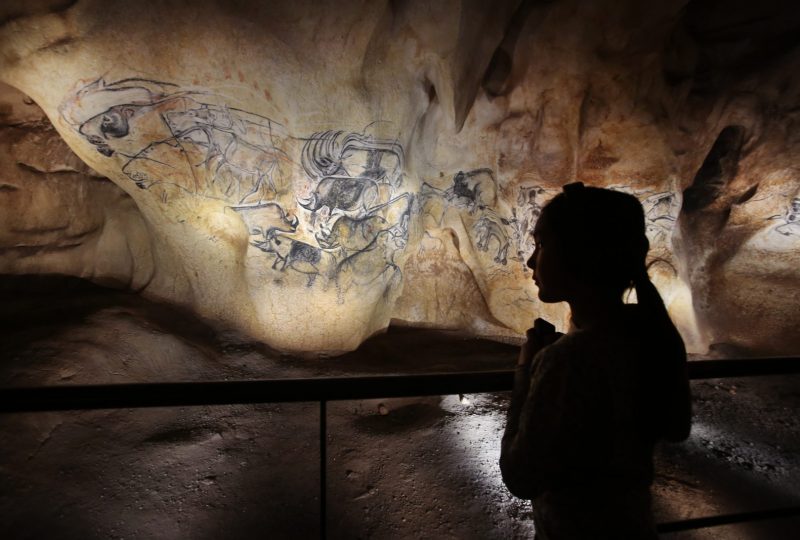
[252,80,258,89]
[224,66,232,80]
[263,88,272,100]
[582,142,620,170]
[192,79,199,85]
[238,70,246,83]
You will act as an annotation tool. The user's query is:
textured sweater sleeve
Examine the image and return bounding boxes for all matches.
[500,343,580,499]
[500,329,659,500]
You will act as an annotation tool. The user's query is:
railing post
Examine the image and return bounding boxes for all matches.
[320,399,327,540]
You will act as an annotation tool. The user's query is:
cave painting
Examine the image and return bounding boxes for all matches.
[474,215,511,265]
[3,0,799,356]
[605,185,681,248]
[640,192,679,244]
[423,174,681,271]
[60,78,292,206]
[509,186,564,262]
[770,196,800,237]
[31,74,718,350]
[60,78,412,301]
[267,129,413,296]
[421,169,515,267]
[57,77,544,340]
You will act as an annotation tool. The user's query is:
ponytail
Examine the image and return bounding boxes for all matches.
[633,267,692,442]
[544,183,692,442]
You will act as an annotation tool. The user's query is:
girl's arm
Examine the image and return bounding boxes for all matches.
[501,324,564,499]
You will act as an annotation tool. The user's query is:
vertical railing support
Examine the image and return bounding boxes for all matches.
[320,399,327,540]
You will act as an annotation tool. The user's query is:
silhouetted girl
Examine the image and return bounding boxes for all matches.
[500,182,691,539]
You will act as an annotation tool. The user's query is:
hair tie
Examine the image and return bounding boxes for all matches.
[632,263,650,286]
[562,182,585,196]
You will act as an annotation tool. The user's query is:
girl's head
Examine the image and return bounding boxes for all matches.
[527,183,649,304]
[527,182,691,442]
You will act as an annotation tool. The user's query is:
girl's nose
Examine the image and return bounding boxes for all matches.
[526,254,535,271]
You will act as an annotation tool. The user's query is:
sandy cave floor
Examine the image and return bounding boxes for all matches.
[1,276,799,539]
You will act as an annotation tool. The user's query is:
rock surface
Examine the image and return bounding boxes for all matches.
[0,0,798,354]
[0,83,155,289]
[1,281,798,539]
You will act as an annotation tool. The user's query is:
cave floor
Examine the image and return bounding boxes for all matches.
[1,277,799,539]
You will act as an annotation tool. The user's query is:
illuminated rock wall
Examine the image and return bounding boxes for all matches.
[0,83,154,289]
[0,0,797,354]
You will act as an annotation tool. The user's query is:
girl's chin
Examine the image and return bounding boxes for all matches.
[536,288,562,304]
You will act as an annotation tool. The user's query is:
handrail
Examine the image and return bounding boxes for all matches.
[0,356,799,413]
[0,371,512,412]
[1,355,798,538]
[656,505,800,533]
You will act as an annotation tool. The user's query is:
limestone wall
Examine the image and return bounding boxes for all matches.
[1,0,797,355]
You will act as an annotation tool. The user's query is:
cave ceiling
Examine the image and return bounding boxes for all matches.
[1,0,798,355]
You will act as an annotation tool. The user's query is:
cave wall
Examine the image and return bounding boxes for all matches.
[0,83,154,289]
[0,0,798,354]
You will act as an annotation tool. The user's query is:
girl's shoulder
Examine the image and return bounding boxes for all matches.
[532,331,595,373]
[539,321,642,369]
[544,328,607,356]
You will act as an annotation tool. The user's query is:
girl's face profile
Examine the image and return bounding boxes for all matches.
[527,213,571,303]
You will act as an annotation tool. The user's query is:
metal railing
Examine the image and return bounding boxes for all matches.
[2,356,800,538]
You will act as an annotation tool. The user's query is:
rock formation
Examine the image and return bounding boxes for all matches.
[0,0,798,354]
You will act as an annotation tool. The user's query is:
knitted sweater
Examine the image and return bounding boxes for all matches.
[500,308,660,538]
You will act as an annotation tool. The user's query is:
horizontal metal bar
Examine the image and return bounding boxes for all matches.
[686,356,800,379]
[0,371,514,412]
[0,357,798,413]
[1,356,799,535]
[657,504,800,533]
